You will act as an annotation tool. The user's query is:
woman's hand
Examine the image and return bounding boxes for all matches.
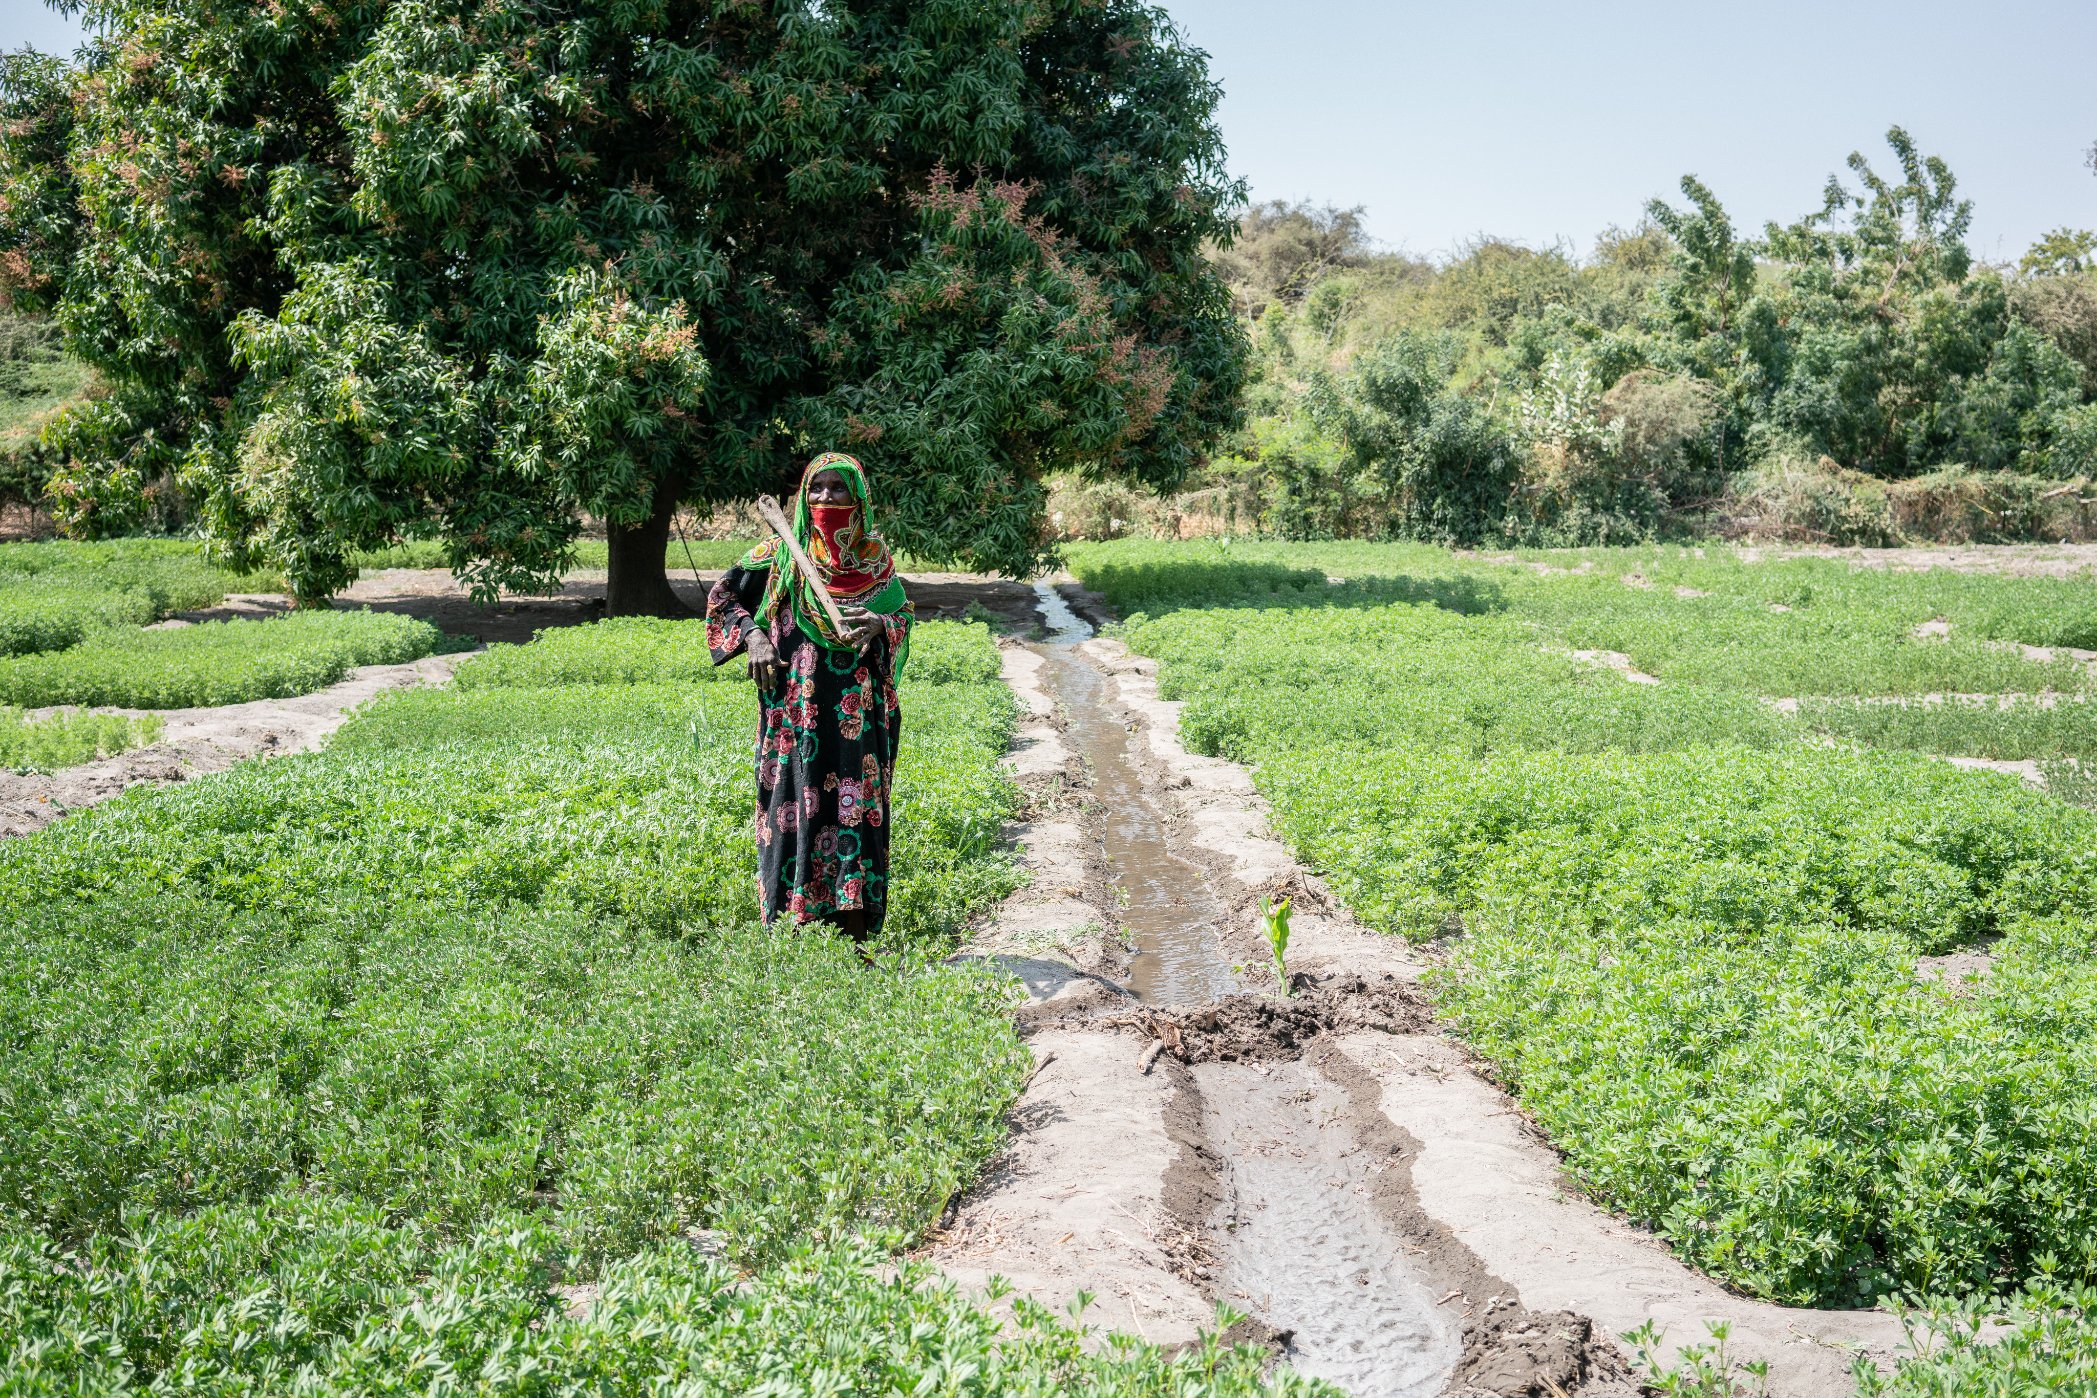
[837,604,884,655]
[745,629,786,689]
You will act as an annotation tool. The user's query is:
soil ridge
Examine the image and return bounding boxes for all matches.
[937,589,1908,1397]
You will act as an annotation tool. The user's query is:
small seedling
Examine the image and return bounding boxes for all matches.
[1260,896,1292,996]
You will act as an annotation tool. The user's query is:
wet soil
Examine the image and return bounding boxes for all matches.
[1041,972,1436,1064]
[938,583,1910,1397]
[938,593,1653,1396]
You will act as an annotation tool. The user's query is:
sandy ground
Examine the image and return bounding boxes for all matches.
[0,654,463,837]
[933,593,1910,1396]
[1766,541,2097,576]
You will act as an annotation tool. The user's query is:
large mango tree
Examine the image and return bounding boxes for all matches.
[0,0,1245,611]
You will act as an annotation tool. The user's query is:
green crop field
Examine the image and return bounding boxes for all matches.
[1070,538,2097,1387]
[0,540,236,657]
[0,613,1310,1394]
[0,610,445,709]
[0,538,755,750]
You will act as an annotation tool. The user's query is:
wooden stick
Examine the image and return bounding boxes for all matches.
[755,494,851,636]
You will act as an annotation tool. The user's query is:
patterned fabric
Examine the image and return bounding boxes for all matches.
[743,452,911,676]
[708,456,915,934]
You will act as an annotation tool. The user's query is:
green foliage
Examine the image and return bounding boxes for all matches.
[0,1225,1321,1396]
[0,538,243,658]
[0,616,1247,1394]
[0,312,92,512]
[1303,331,1520,544]
[2022,229,2097,278]
[1075,539,2097,1309]
[458,616,1005,690]
[5,1,1246,595]
[1260,896,1292,996]
[1208,200,1375,315]
[0,705,160,772]
[0,536,231,615]
[1800,695,2097,762]
[0,609,440,708]
[454,617,751,691]
[1626,1319,1771,1398]
[1182,131,2097,550]
[1853,1285,2097,1396]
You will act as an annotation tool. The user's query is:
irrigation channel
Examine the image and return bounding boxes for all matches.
[1026,585,1238,1003]
[1018,584,1464,1397]
[935,582,1901,1398]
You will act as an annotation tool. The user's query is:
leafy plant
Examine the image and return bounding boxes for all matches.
[1073,538,2097,1309]
[0,705,159,772]
[1851,1283,2097,1395]
[0,617,1244,1393]
[1261,895,1293,995]
[0,609,441,708]
[1625,1319,1771,1398]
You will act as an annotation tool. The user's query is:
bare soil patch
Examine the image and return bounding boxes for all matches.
[1771,541,2097,576]
[1039,972,1436,1064]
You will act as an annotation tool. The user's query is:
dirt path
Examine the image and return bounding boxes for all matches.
[0,654,463,837]
[935,588,1906,1397]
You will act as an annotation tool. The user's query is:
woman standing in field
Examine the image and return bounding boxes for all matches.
[706,453,914,947]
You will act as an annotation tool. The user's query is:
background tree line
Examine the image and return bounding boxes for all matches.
[4,14,2095,568]
[1062,129,2097,549]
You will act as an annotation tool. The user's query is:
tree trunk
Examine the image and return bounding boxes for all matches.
[604,480,694,618]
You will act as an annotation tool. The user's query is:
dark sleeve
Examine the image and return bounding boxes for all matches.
[705,564,771,666]
[873,597,914,679]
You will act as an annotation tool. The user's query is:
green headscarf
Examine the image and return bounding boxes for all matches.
[742,452,911,674]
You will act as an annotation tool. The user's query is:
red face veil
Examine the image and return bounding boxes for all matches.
[807,501,876,595]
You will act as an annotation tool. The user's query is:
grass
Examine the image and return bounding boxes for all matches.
[0,706,162,772]
[0,539,236,657]
[0,613,1316,1393]
[347,537,756,573]
[0,609,442,708]
[1069,539,2097,1326]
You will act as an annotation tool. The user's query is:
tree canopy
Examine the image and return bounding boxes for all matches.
[1191,129,2097,547]
[0,0,1246,608]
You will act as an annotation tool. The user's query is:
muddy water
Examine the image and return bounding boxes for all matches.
[1025,584,1460,1396]
[1028,585,1238,1003]
[1203,1062,1462,1398]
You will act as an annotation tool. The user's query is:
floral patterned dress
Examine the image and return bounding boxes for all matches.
[706,562,913,934]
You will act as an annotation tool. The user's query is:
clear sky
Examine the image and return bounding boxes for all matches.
[9,0,2095,266]
[1157,0,2097,265]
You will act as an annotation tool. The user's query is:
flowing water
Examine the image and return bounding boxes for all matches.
[1025,582,1461,1398]
[1027,583,1237,1003]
